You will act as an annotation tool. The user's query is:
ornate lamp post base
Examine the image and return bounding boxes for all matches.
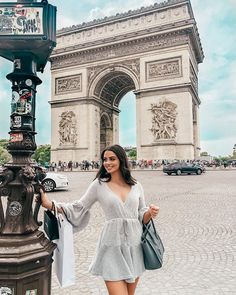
[0,231,55,294]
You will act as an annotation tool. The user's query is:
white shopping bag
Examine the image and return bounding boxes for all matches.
[53,213,76,287]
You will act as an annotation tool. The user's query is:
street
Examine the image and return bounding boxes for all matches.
[47,170,236,295]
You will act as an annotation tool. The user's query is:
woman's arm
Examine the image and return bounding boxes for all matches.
[40,189,63,213]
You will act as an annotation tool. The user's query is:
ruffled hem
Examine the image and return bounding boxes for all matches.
[88,244,145,283]
[89,271,144,284]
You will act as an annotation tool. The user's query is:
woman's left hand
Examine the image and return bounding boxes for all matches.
[148,204,159,219]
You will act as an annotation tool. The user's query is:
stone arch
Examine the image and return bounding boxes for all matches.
[90,68,138,154]
[50,0,204,162]
[88,65,139,103]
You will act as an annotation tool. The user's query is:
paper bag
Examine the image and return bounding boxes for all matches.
[53,213,75,287]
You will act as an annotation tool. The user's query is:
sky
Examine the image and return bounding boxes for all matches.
[0,0,235,157]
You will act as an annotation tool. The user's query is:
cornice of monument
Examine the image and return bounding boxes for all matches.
[134,82,201,105]
[57,0,193,36]
[50,27,203,70]
[52,0,203,61]
[53,18,194,55]
[49,96,120,112]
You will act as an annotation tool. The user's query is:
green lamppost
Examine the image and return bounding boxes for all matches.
[0,1,56,294]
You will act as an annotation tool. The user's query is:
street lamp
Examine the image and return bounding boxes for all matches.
[0,1,56,294]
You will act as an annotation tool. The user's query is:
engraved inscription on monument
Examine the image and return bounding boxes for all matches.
[150,100,178,141]
[55,74,82,94]
[146,57,182,81]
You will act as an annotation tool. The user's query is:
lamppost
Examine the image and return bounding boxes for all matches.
[0,1,56,294]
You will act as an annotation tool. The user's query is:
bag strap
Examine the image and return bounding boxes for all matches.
[52,200,70,223]
[51,201,57,217]
[143,219,158,238]
[61,207,70,223]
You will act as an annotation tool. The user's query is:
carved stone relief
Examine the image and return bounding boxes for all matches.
[59,111,77,145]
[146,57,182,81]
[55,74,82,94]
[51,32,188,69]
[150,100,177,141]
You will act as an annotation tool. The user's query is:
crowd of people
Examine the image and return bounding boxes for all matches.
[45,159,236,172]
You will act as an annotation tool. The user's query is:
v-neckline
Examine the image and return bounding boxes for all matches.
[104,182,133,204]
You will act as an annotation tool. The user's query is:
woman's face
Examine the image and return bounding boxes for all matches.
[103,150,120,175]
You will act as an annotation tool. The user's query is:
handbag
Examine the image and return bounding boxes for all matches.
[141,218,164,270]
[44,202,59,241]
[54,211,76,287]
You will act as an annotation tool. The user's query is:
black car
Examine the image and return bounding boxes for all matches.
[163,162,204,175]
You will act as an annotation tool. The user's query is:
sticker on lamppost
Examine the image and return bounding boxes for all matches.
[11,116,22,128]
[0,7,43,35]
[10,133,23,142]
[25,79,33,87]
[25,290,37,295]
[0,286,14,295]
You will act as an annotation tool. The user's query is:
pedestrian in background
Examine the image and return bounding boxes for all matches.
[40,144,159,295]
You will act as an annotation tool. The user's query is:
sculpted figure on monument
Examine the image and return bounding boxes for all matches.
[150,100,177,141]
[59,111,77,145]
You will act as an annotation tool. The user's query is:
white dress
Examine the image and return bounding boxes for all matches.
[57,179,148,283]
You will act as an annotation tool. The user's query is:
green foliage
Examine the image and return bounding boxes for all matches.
[213,155,231,164]
[200,151,209,156]
[33,144,51,166]
[0,139,8,149]
[0,146,11,165]
[128,148,137,160]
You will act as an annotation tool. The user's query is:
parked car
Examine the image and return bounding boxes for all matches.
[163,162,204,176]
[42,172,69,192]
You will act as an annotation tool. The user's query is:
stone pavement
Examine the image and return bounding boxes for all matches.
[46,170,236,295]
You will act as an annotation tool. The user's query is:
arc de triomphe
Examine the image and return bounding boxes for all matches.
[50,0,204,162]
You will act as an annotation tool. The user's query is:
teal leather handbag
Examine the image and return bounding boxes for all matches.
[141,219,164,270]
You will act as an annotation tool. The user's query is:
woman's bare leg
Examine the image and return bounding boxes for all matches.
[127,277,140,295]
[105,280,128,295]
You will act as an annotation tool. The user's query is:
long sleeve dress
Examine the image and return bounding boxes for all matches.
[56,178,149,283]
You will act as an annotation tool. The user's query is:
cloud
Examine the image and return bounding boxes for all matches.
[193,1,236,156]
[87,0,158,20]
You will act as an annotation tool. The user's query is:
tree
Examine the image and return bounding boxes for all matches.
[128,149,137,160]
[200,151,209,156]
[33,144,51,166]
[0,139,8,149]
[0,146,11,165]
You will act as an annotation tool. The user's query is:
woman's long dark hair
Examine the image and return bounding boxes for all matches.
[95,144,136,185]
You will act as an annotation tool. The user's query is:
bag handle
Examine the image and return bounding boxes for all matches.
[53,200,70,223]
[51,201,58,218]
[143,218,158,238]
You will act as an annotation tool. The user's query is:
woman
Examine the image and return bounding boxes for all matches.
[40,144,159,295]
